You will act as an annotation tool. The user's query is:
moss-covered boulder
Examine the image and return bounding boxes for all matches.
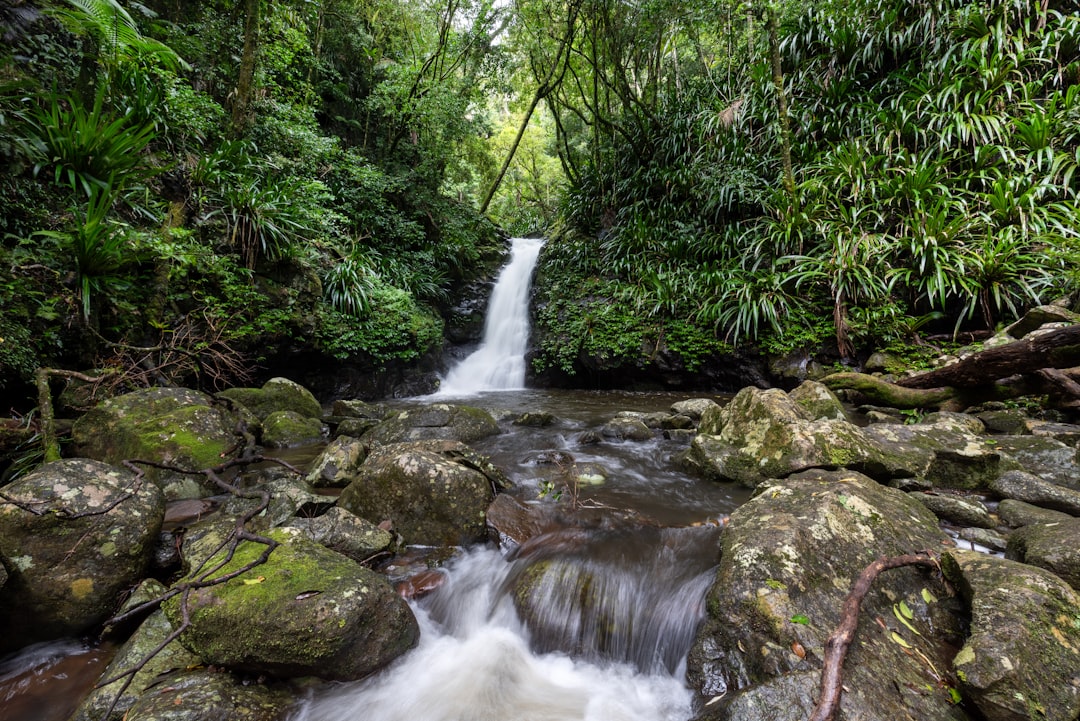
[163,527,418,681]
[688,468,966,721]
[998,499,1074,528]
[286,506,395,563]
[990,436,1080,490]
[338,440,509,545]
[788,380,846,421]
[860,421,1002,490]
[361,403,500,446]
[942,550,1080,721]
[123,669,293,721]
[71,581,200,721]
[1006,519,1080,591]
[260,410,325,448]
[305,435,368,488]
[0,459,164,651]
[217,377,322,421]
[71,387,241,499]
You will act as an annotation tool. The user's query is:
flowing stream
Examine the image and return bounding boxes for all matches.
[289,238,743,721]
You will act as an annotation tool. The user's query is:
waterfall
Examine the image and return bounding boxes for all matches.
[437,237,545,395]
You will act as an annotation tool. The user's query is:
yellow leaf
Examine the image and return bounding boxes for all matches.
[242,575,266,585]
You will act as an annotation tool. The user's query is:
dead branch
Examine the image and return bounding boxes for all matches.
[808,552,941,721]
[94,453,300,721]
[34,367,117,462]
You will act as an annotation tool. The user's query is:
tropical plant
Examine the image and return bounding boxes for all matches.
[34,185,132,322]
[16,86,159,196]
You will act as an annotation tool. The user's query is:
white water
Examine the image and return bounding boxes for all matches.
[289,547,703,721]
[437,237,545,395]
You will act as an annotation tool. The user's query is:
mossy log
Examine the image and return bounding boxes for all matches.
[898,324,1080,389]
[821,372,959,410]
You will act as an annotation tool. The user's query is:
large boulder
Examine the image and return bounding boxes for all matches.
[1006,519,1080,591]
[942,550,1080,721]
[362,403,500,446]
[0,459,164,651]
[123,669,293,721]
[989,469,1080,515]
[217,377,322,421]
[338,440,510,545]
[990,436,1080,490]
[688,468,966,721]
[71,387,242,499]
[163,527,418,681]
[72,581,200,721]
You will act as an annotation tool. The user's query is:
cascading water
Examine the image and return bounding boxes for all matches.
[436,236,545,395]
[290,522,719,721]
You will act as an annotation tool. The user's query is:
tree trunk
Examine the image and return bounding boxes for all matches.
[231,0,261,135]
[767,6,797,213]
[897,325,1080,390]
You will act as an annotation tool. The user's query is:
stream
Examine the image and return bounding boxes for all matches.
[0,238,752,721]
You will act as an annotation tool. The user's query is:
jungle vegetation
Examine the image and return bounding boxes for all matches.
[1,0,1078,398]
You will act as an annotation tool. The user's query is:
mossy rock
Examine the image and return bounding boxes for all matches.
[1007,518,1080,591]
[0,459,164,652]
[163,527,418,681]
[260,410,325,448]
[123,668,293,721]
[943,550,1080,721]
[688,468,966,721]
[217,377,322,421]
[788,380,846,421]
[305,435,368,488]
[338,440,504,546]
[286,507,395,563]
[71,387,240,499]
[361,403,500,446]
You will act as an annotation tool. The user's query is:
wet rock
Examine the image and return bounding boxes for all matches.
[600,416,653,441]
[332,398,390,420]
[998,499,1074,528]
[989,470,1080,515]
[123,668,293,721]
[513,411,556,427]
[975,409,1030,435]
[990,436,1080,490]
[958,527,1009,553]
[362,403,500,446]
[1007,519,1080,591]
[909,492,996,528]
[660,413,695,430]
[286,506,395,563]
[395,569,447,600]
[72,599,200,721]
[163,527,418,681]
[1004,304,1080,339]
[71,388,242,499]
[486,494,552,546]
[789,380,846,421]
[260,410,325,448]
[305,435,367,488]
[688,468,965,721]
[338,440,508,546]
[670,398,720,421]
[0,459,165,652]
[217,377,322,421]
[694,670,819,721]
[524,450,575,467]
[942,549,1080,721]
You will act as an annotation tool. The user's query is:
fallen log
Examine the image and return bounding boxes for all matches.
[820,372,958,410]
[897,324,1080,390]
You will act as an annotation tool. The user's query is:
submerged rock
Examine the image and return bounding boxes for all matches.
[163,527,418,681]
[688,468,965,720]
[362,403,500,446]
[0,459,164,652]
[942,550,1080,721]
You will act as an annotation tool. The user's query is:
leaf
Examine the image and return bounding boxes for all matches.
[948,687,962,704]
[791,614,810,625]
[791,641,806,659]
[921,588,938,604]
[890,631,913,649]
[242,575,266,585]
[898,600,914,620]
[893,604,922,636]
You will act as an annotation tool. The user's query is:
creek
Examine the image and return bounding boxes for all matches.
[0,238,752,721]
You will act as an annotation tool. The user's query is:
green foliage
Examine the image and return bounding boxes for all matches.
[0,319,38,388]
[314,282,443,364]
[15,85,159,196]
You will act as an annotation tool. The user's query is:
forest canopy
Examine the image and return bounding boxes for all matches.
[1,0,1078,398]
